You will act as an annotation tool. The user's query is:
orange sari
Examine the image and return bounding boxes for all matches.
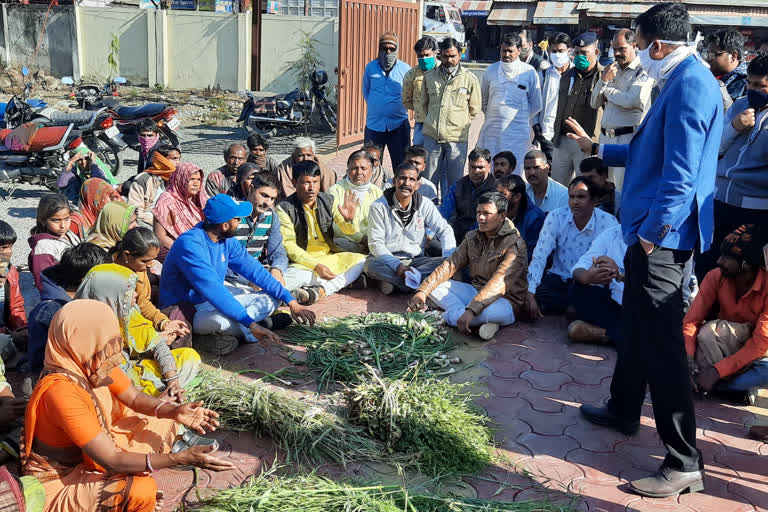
[22,300,177,512]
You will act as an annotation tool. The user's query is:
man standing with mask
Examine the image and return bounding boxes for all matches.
[695,53,768,280]
[420,38,482,200]
[590,29,653,191]
[551,33,603,186]
[518,29,548,76]
[402,36,438,146]
[477,33,542,175]
[566,2,723,498]
[363,31,411,169]
[537,32,572,163]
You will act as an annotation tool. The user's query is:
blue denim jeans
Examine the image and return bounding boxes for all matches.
[715,358,768,392]
[412,122,424,146]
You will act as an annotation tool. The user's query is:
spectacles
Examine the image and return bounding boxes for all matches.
[702,50,727,59]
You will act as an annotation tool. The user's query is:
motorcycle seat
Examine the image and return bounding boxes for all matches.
[46,110,100,127]
[116,103,167,119]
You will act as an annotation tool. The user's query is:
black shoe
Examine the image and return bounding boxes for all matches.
[258,312,293,331]
[580,404,639,436]
[629,466,704,498]
[348,274,368,290]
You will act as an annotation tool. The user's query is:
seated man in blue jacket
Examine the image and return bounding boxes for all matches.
[159,194,315,356]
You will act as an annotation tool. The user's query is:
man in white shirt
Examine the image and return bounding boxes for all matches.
[590,29,653,190]
[536,32,572,162]
[478,32,542,175]
[524,150,569,213]
[526,176,619,317]
[568,224,628,343]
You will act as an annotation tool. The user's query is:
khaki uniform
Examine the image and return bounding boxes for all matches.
[590,58,654,190]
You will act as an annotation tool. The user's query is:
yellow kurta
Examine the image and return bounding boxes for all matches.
[327,179,383,243]
[277,199,365,275]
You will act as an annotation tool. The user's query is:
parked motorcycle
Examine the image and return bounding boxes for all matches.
[2,69,124,181]
[0,67,47,129]
[63,76,181,150]
[237,69,337,138]
[0,123,84,197]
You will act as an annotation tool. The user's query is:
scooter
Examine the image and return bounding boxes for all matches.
[0,123,84,197]
[237,69,336,138]
[63,76,181,150]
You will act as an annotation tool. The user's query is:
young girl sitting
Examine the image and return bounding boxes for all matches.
[28,194,81,291]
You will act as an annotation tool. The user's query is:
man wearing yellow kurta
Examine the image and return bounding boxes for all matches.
[327,150,383,254]
[277,160,366,305]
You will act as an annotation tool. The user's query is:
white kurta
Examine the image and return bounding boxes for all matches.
[477,60,543,175]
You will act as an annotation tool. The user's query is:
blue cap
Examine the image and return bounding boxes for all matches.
[573,32,598,48]
[203,194,253,224]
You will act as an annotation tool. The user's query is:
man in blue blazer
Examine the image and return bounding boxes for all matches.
[565,3,723,499]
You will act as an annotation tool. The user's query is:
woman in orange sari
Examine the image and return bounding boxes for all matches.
[22,300,233,512]
[70,178,124,238]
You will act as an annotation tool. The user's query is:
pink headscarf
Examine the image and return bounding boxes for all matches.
[152,162,208,239]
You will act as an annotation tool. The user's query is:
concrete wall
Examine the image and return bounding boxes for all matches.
[78,6,149,85]
[2,4,78,78]
[260,14,338,93]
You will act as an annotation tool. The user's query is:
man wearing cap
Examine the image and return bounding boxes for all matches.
[363,31,412,169]
[159,194,316,356]
[590,29,653,191]
[551,32,603,186]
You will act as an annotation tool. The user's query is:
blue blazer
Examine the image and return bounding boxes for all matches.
[603,55,723,252]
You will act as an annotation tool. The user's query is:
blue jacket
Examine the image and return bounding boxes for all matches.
[362,59,410,131]
[27,273,71,372]
[603,56,723,251]
[159,224,294,328]
[515,202,546,261]
[715,97,768,210]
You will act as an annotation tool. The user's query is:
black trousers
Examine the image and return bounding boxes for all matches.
[568,281,623,344]
[364,120,411,170]
[607,243,701,472]
[694,200,768,282]
[535,272,571,315]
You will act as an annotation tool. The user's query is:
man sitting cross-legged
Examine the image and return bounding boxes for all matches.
[159,194,316,356]
[408,192,528,341]
[366,162,456,295]
[327,150,383,254]
[277,160,366,305]
[526,176,619,318]
[684,224,768,408]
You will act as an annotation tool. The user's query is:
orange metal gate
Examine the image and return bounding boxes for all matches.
[337,0,420,147]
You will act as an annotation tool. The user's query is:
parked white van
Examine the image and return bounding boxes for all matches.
[423,1,465,47]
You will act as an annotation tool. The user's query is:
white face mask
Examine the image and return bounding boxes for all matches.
[549,52,570,69]
[638,33,702,81]
[501,61,516,72]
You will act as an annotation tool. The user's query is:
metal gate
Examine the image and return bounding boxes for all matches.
[337,0,419,147]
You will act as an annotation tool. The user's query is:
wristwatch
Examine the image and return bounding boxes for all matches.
[591,143,599,156]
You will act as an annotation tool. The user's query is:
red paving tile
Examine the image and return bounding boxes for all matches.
[155,286,768,511]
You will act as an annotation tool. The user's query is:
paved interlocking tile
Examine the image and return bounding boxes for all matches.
[486,358,532,379]
[520,369,572,391]
[517,432,580,459]
[559,362,615,386]
[518,406,580,436]
[565,421,632,453]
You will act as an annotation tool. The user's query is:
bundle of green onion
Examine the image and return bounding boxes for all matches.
[188,466,564,512]
[186,370,397,466]
[346,373,494,476]
[283,312,456,389]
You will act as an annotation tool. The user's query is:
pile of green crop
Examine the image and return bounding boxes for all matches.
[346,373,494,476]
[186,370,395,467]
[188,466,565,512]
[283,312,457,389]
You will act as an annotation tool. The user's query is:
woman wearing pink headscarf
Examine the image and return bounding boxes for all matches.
[152,163,208,259]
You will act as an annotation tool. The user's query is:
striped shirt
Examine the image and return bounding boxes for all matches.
[235,211,273,262]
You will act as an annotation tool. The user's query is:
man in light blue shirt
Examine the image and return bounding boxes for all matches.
[526,176,619,317]
[524,150,569,213]
[363,31,411,170]
[568,224,627,344]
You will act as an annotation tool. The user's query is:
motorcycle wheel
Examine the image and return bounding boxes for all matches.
[94,143,124,179]
[319,101,337,133]
[160,129,180,148]
[244,119,277,139]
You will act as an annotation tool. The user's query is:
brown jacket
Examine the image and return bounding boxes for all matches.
[418,218,528,316]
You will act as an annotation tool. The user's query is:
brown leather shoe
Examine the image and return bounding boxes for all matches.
[568,320,610,343]
[749,425,768,441]
[629,466,704,498]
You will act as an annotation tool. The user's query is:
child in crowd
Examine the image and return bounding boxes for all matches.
[57,149,110,204]
[137,119,162,174]
[25,242,110,375]
[493,151,517,179]
[28,194,81,291]
[0,221,27,366]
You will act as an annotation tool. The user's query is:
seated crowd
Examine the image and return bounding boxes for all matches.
[2,115,767,510]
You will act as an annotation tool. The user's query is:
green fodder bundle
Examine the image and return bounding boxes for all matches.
[189,467,566,512]
[283,312,455,389]
[187,370,392,466]
[346,374,494,476]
